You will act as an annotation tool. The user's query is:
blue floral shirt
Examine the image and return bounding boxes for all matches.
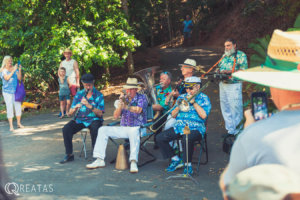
[0,69,18,94]
[174,92,211,136]
[71,87,105,127]
[155,85,172,112]
[218,50,248,83]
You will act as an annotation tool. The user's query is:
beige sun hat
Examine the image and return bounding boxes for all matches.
[63,48,72,54]
[123,78,140,89]
[179,58,197,68]
[233,29,300,91]
[226,164,300,200]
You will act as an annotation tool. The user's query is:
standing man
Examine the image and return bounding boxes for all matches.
[183,15,193,46]
[60,48,80,97]
[219,30,300,198]
[217,39,248,136]
[86,78,148,173]
[59,74,104,164]
[156,76,211,175]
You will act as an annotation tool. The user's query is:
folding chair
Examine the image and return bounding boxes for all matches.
[79,128,90,159]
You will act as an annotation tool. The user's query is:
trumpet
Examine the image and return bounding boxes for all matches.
[114,92,129,109]
[149,81,210,132]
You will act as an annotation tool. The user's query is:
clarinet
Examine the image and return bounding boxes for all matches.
[73,89,89,121]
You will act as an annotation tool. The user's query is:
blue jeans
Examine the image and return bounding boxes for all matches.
[219,82,243,135]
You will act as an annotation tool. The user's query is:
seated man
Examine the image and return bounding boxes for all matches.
[156,76,211,175]
[86,77,148,173]
[152,71,173,148]
[60,73,105,164]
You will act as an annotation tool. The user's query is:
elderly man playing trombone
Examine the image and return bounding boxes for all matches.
[156,76,211,175]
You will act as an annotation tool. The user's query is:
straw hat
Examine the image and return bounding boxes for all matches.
[233,29,300,91]
[63,48,72,54]
[226,164,300,200]
[123,78,140,89]
[179,58,197,68]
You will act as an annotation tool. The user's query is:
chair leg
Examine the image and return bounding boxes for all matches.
[80,131,88,159]
[196,134,208,172]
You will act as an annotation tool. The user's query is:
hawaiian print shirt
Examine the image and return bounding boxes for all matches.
[174,92,211,136]
[155,84,172,112]
[120,93,148,127]
[218,50,248,83]
[71,87,105,127]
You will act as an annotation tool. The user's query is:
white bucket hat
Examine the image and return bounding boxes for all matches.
[123,78,140,89]
[226,164,300,200]
[233,29,300,91]
[179,58,197,68]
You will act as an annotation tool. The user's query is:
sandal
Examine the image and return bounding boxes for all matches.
[17,124,24,128]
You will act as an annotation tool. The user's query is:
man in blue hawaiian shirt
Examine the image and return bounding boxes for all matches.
[156,76,211,175]
[217,39,248,136]
[183,15,193,46]
[60,73,105,164]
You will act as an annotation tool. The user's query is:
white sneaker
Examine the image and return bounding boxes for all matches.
[130,161,138,173]
[86,158,105,169]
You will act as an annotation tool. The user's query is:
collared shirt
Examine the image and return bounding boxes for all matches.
[0,69,18,94]
[174,92,211,136]
[120,93,148,127]
[71,87,105,127]
[218,50,248,83]
[155,84,172,112]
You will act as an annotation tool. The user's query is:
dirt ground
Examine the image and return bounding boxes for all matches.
[0,46,230,200]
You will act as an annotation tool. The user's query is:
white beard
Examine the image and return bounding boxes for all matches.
[224,48,236,56]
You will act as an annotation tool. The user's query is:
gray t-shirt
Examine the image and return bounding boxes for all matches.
[224,110,300,185]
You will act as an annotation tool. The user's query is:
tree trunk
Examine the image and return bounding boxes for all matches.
[165,0,172,42]
[122,0,134,75]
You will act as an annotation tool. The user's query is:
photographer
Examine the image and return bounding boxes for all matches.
[219,30,300,199]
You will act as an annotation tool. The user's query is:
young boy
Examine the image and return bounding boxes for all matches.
[58,67,71,118]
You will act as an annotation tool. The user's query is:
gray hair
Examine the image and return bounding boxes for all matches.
[160,71,172,80]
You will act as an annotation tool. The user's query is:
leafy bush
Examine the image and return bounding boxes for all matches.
[0,0,140,92]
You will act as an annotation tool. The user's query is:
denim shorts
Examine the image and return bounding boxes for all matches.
[59,94,70,101]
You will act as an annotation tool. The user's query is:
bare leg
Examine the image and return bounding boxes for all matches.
[60,100,65,118]
[16,116,24,128]
[8,118,14,131]
[66,99,71,116]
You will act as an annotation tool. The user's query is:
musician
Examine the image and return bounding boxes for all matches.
[86,77,148,173]
[217,39,248,136]
[156,76,211,175]
[164,58,196,130]
[151,72,173,148]
[59,74,104,164]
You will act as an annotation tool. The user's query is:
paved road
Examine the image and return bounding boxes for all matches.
[0,47,229,200]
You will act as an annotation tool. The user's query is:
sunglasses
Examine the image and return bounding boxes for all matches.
[185,86,194,90]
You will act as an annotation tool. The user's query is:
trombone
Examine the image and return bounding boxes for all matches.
[149,80,210,132]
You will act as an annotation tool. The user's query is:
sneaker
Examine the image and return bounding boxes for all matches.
[130,161,138,173]
[86,158,105,169]
[183,165,193,175]
[165,159,184,172]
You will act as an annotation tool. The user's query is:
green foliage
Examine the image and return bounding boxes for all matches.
[0,0,140,92]
[248,35,271,68]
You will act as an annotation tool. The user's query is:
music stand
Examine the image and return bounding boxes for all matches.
[166,125,199,185]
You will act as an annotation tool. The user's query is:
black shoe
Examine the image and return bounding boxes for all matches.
[59,154,74,164]
[153,144,159,150]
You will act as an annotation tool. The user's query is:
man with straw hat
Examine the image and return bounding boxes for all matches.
[219,30,300,198]
[86,77,148,173]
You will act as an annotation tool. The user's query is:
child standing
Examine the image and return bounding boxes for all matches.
[58,67,71,118]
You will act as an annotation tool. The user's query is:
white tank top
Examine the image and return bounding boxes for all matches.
[61,59,76,85]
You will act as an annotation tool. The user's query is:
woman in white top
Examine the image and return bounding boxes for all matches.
[59,48,80,96]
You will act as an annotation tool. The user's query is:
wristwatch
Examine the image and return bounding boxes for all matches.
[90,105,94,111]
